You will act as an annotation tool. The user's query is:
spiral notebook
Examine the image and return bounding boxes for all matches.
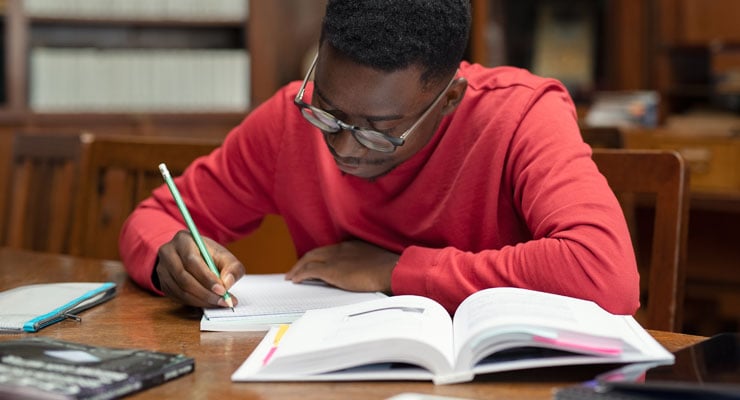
[0,282,117,332]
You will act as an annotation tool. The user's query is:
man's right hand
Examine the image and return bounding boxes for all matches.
[155,230,245,308]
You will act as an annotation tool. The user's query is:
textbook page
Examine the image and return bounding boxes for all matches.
[201,274,387,331]
[234,295,456,379]
[451,287,674,373]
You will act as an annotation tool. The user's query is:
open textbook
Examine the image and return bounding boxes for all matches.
[232,287,674,385]
[201,274,387,331]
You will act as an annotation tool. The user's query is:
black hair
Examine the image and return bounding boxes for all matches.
[321,0,471,87]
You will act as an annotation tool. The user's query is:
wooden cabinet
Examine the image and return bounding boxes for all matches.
[653,0,740,117]
[658,0,740,46]
[624,129,740,196]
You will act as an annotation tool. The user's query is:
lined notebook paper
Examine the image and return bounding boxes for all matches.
[201,274,386,331]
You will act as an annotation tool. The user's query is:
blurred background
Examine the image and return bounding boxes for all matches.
[0,0,737,337]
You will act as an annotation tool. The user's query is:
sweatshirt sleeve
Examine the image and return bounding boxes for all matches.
[391,83,640,316]
[118,90,288,293]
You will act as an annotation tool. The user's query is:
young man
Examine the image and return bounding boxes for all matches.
[119,0,639,315]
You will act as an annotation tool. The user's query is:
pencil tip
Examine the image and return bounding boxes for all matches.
[225,296,234,309]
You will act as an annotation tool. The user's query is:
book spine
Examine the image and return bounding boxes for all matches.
[85,359,194,400]
[87,381,145,400]
[138,361,195,390]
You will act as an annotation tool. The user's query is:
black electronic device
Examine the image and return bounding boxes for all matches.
[555,332,740,399]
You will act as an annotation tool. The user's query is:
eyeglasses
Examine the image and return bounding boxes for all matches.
[294,53,457,153]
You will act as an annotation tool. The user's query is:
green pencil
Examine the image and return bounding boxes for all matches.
[158,163,234,310]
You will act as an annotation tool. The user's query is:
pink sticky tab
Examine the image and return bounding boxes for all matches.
[533,335,622,356]
[262,346,278,365]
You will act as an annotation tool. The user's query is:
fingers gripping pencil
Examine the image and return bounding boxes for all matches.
[158,163,234,310]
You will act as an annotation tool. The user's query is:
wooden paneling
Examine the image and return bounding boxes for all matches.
[0,129,14,239]
[248,0,325,106]
[605,0,651,90]
[677,0,740,45]
[469,0,490,65]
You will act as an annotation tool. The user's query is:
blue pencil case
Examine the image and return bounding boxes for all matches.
[0,282,117,332]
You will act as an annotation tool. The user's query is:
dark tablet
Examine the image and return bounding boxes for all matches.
[555,332,740,399]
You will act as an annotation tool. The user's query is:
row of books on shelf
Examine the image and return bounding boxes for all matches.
[30,47,249,113]
[23,0,248,22]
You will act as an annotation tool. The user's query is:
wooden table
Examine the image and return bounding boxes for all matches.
[0,248,706,400]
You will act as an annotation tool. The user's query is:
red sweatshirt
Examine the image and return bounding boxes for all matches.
[119,62,640,315]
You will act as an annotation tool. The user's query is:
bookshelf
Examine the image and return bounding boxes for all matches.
[470,0,740,118]
[0,0,326,135]
[3,0,248,115]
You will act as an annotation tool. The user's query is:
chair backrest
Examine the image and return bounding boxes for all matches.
[591,149,690,332]
[1,132,93,253]
[71,134,296,274]
[70,134,222,259]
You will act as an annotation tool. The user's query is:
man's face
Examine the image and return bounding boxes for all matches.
[308,46,457,179]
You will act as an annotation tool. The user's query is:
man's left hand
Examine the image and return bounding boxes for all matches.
[285,240,399,294]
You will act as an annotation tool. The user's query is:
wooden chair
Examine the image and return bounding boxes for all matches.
[592,149,690,332]
[71,134,296,274]
[1,132,93,253]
